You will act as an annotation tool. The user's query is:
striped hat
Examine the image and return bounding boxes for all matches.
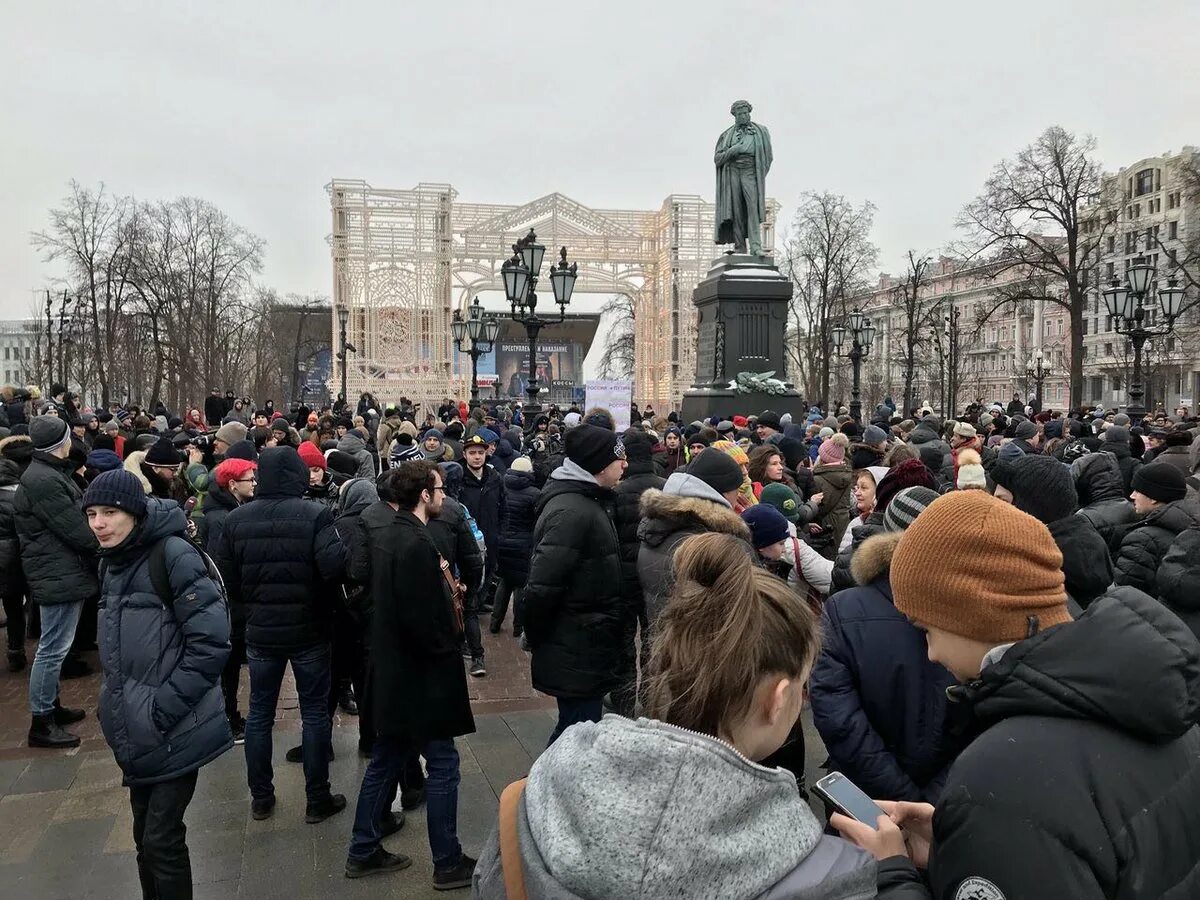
[883,486,941,533]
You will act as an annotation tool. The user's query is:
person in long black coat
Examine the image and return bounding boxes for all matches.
[344,461,476,885]
[1071,450,1134,554]
[610,429,664,716]
[492,457,540,637]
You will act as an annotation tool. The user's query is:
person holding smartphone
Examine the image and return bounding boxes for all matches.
[833,490,1200,899]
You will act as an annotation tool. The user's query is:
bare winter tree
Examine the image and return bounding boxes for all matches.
[890,251,932,415]
[596,293,636,380]
[956,126,1117,411]
[780,192,878,406]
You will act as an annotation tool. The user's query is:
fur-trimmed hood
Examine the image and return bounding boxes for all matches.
[123,450,153,494]
[638,486,750,546]
[850,530,902,586]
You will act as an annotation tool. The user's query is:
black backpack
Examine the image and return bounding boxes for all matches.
[102,536,227,614]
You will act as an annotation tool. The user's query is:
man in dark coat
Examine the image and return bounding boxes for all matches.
[524,424,627,745]
[16,415,99,747]
[344,461,477,888]
[1071,450,1134,554]
[0,434,31,672]
[458,433,506,612]
[333,478,379,758]
[204,389,226,429]
[86,474,231,899]
[840,490,1200,899]
[429,461,487,677]
[1100,425,1143,495]
[991,453,1113,608]
[1113,463,1199,598]
[493,456,540,639]
[609,429,664,716]
[211,446,347,824]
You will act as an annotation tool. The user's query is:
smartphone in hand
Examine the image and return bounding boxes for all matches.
[813,772,888,830]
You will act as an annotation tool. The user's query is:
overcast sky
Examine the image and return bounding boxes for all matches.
[4,0,1199,328]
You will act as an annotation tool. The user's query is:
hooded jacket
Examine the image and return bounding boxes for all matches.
[1072,452,1134,554]
[1102,441,1142,496]
[1113,499,1198,598]
[1047,514,1113,609]
[332,478,378,621]
[522,463,623,699]
[210,447,346,652]
[97,498,231,785]
[14,449,99,606]
[811,461,854,558]
[496,466,540,587]
[811,532,959,804]
[336,431,376,479]
[472,716,879,900]
[636,472,751,628]
[882,587,1200,899]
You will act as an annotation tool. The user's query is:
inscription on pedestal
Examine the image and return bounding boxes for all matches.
[696,317,716,382]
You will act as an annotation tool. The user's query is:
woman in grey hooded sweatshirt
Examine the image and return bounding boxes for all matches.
[472,532,888,899]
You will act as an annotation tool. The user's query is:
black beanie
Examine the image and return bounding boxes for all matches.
[1132,463,1187,504]
[685,448,745,494]
[564,424,626,475]
[326,449,359,478]
[83,469,148,517]
[225,439,258,461]
[620,428,654,462]
[990,454,1078,524]
[145,435,182,466]
[758,410,782,431]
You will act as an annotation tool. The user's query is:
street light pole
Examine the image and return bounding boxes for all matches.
[832,308,876,422]
[1026,348,1051,406]
[336,305,356,411]
[452,301,500,405]
[500,230,577,413]
[1102,256,1185,420]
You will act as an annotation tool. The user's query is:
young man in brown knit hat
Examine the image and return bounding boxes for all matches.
[832,490,1200,899]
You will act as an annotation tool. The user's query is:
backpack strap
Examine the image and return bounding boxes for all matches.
[148,538,174,611]
[499,778,529,900]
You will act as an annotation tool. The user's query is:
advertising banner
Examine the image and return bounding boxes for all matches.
[586,380,633,431]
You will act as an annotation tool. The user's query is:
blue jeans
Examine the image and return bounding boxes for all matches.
[28,601,82,716]
[547,697,603,747]
[245,643,332,803]
[348,736,462,871]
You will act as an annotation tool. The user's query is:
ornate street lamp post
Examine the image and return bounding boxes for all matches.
[500,229,577,412]
[1025,348,1052,407]
[335,305,357,410]
[452,299,500,405]
[1101,256,1185,419]
[832,309,876,422]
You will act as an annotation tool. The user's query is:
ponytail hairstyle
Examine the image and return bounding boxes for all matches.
[645,532,819,739]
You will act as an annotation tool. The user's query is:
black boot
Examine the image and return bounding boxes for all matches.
[6,649,26,672]
[338,686,358,716]
[60,656,92,679]
[52,700,86,725]
[28,714,81,749]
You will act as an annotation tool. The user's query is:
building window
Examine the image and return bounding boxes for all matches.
[1107,236,1115,254]
[1125,232,1136,253]
[1168,337,1177,352]
[1169,220,1178,240]
[1112,375,1122,391]
[1105,342,1113,357]
[1082,319,1088,335]
[1168,190,1181,209]
[3,348,8,361]
[1134,168,1155,196]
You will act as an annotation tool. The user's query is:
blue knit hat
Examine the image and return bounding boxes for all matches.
[83,469,148,518]
[741,504,790,550]
[85,449,123,473]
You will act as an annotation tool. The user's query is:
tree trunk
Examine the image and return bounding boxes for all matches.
[1068,288,1085,411]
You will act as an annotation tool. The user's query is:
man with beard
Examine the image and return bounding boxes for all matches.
[344,461,476,888]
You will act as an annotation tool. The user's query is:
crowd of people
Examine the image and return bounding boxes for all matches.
[2,380,1200,898]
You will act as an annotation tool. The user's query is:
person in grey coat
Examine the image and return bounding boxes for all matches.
[336,428,377,479]
[85,470,231,900]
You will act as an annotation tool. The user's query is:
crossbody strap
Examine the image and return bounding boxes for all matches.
[499,778,529,900]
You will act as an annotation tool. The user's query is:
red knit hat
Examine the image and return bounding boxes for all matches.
[297,441,327,470]
[214,458,256,489]
[875,458,937,513]
[732,415,749,428]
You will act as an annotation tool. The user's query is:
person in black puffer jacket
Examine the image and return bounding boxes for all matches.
[1113,463,1199,598]
[990,454,1113,609]
[86,475,231,899]
[211,446,347,821]
[842,491,1200,899]
[1158,527,1200,641]
[524,425,626,746]
[1099,425,1142,495]
[610,429,665,716]
[492,457,540,637]
[0,435,31,671]
[1071,450,1134,555]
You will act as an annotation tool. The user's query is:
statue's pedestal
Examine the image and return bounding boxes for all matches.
[679,255,806,423]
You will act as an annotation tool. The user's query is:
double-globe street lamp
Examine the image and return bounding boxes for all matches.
[832,309,876,422]
[452,300,501,404]
[1101,255,1185,419]
[335,305,357,409]
[1025,348,1052,407]
[500,229,577,412]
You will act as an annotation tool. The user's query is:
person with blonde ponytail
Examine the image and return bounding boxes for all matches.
[472,532,890,899]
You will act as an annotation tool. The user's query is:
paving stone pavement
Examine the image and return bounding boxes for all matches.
[0,619,827,898]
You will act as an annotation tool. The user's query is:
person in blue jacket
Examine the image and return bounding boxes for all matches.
[85,469,232,900]
[809,486,960,804]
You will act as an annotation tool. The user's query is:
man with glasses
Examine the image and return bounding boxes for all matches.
[344,460,476,888]
[200,458,257,743]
